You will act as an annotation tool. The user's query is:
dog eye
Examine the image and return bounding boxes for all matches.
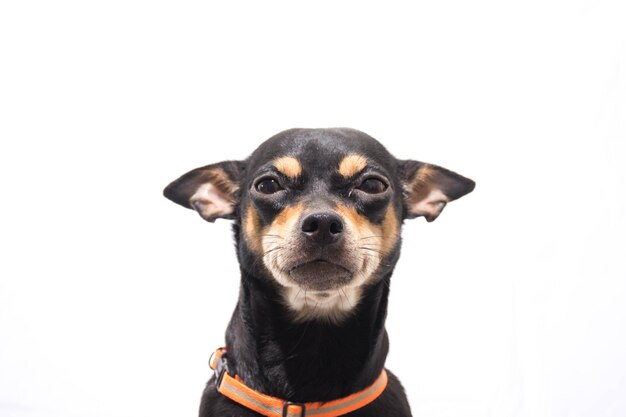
[357,178,387,194]
[255,178,283,194]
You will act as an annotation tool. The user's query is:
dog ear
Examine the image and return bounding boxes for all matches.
[399,160,475,222]
[163,161,243,222]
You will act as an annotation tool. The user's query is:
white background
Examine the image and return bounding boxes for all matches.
[1,1,625,416]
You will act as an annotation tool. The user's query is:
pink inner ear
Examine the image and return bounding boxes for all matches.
[189,183,234,222]
[408,188,449,222]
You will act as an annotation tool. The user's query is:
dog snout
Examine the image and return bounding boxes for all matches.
[300,211,344,245]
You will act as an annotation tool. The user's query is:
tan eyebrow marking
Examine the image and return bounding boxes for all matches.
[338,154,368,178]
[273,156,302,178]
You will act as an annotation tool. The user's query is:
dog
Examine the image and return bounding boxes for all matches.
[164,128,475,417]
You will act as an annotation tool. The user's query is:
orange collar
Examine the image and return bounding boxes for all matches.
[209,347,388,417]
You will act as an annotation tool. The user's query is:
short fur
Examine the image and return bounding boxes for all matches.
[164,128,475,416]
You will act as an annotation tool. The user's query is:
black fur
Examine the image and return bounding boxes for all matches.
[164,128,475,417]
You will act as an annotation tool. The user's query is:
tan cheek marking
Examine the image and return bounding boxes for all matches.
[338,154,368,178]
[380,205,399,255]
[274,203,304,225]
[244,204,263,254]
[273,156,302,179]
[335,204,377,240]
[263,202,305,243]
[336,204,399,256]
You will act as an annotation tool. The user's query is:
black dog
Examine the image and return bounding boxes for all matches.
[164,128,474,417]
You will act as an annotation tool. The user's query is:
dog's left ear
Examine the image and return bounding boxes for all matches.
[163,161,243,222]
[399,160,475,222]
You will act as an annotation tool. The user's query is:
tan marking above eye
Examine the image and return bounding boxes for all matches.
[338,154,368,178]
[273,156,302,179]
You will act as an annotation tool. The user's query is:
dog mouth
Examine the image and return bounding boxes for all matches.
[288,260,353,291]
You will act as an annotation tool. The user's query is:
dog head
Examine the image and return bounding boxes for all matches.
[164,128,474,321]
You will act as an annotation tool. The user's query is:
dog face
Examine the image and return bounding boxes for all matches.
[164,128,474,321]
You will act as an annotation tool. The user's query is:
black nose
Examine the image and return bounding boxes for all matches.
[301,212,344,245]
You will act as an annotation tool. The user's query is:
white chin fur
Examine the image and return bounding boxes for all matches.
[264,255,379,322]
[283,286,363,323]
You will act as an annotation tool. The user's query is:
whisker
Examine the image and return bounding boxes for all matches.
[248,251,265,270]
[292,287,302,304]
[285,307,315,357]
[359,235,384,240]
[262,234,284,239]
[382,279,391,290]
[262,237,283,242]
[261,236,284,246]
[337,290,345,309]
[359,246,384,254]
[263,246,284,256]
[340,288,354,308]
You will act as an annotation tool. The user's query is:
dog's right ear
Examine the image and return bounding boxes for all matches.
[399,160,475,222]
[163,161,243,222]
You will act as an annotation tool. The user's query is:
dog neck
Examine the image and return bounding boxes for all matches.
[223,271,391,403]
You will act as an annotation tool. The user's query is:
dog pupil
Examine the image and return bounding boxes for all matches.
[361,178,385,193]
[258,179,280,194]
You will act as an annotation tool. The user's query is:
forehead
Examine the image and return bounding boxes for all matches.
[246,128,397,175]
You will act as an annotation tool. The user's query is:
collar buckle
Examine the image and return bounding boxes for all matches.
[283,401,306,417]
[210,348,229,392]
